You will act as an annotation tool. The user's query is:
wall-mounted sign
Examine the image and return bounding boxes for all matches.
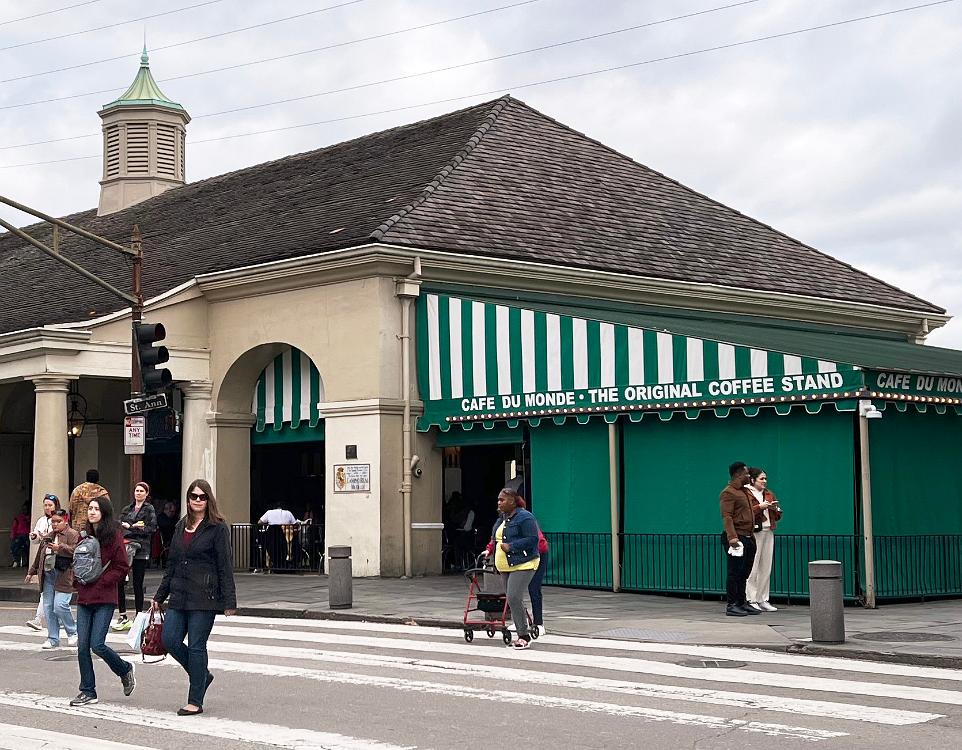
[124,416,146,455]
[870,371,962,398]
[333,463,371,493]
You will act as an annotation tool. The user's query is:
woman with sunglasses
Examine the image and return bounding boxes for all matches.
[151,479,236,716]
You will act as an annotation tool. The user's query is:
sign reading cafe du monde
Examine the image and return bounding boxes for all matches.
[458,371,854,417]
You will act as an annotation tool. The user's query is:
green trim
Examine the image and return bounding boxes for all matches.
[435,423,523,447]
[251,421,324,445]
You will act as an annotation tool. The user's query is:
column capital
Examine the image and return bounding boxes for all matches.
[29,375,75,393]
[206,411,255,429]
[180,380,213,400]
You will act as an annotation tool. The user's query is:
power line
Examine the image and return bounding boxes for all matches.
[1,0,370,84]
[0,0,758,149]
[1,0,955,169]
[0,0,107,27]
[0,0,228,53]
[0,0,543,110]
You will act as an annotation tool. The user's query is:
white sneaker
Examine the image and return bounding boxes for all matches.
[538,625,547,637]
[25,618,43,631]
[758,601,778,612]
[41,639,58,649]
[746,602,763,612]
[67,635,79,647]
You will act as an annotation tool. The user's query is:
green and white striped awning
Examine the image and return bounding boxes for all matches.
[252,347,324,432]
[417,294,864,429]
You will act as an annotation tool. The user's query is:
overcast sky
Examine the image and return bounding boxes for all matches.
[1,0,960,347]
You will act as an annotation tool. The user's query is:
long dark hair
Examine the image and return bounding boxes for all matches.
[85,497,119,548]
[186,479,226,525]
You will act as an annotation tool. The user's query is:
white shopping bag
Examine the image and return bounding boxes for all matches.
[126,611,150,651]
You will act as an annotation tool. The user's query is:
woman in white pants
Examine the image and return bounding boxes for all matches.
[745,468,782,612]
[25,494,60,631]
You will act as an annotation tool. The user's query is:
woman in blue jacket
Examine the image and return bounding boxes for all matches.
[487,488,540,649]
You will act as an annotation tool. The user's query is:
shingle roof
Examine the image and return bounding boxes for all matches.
[0,96,942,335]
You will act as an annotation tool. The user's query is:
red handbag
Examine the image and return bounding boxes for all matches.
[141,610,167,663]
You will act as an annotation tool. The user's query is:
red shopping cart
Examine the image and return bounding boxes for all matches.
[461,554,538,644]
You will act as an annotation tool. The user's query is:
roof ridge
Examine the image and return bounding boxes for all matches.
[370,95,513,243]
[502,100,946,316]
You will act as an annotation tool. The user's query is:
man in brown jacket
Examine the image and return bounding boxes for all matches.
[720,461,759,617]
[68,469,109,532]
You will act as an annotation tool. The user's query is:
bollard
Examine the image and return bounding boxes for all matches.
[808,560,845,644]
[328,545,353,610]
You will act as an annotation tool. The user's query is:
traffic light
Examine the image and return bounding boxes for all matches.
[135,322,171,393]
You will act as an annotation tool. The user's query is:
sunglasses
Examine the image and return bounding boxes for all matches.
[188,492,209,501]
[43,494,58,501]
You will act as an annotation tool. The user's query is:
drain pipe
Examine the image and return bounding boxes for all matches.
[396,258,422,578]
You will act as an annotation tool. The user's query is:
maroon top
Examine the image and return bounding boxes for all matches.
[75,531,129,606]
[182,528,196,549]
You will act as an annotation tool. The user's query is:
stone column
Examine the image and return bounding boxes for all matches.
[207,411,255,523]
[31,376,72,523]
[180,381,213,502]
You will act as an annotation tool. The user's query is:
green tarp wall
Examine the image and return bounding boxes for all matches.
[531,420,612,588]
[869,408,962,596]
[620,408,857,596]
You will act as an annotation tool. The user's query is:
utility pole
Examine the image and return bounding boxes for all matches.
[130,225,144,491]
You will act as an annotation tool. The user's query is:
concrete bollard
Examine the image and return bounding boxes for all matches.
[809,560,845,644]
[328,545,353,610]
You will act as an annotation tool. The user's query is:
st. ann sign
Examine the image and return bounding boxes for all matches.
[123,392,168,416]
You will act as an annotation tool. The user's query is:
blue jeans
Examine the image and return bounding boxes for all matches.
[77,603,131,698]
[10,535,28,565]
[43,574,76,644]
[529,551,548,626]
[163,608,217,707]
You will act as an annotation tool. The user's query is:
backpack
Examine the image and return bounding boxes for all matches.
[73,532,109,585]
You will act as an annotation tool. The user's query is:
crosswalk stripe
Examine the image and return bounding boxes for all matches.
[196,657,846,742]
[207,625,962,706]
[0,722,160,750]
[0,638,939,727]
[0,691,414,750]
[226,616,962,682]
[6,619,962,686]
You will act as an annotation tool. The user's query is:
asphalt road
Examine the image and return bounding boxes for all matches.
[1,602,961,749]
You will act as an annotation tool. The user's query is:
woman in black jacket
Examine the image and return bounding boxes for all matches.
[151,479,236,716]
[113,481,158,631]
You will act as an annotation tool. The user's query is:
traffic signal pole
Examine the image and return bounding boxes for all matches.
[130,225,144,492]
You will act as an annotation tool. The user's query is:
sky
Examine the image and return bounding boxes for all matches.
[1,0,960,348]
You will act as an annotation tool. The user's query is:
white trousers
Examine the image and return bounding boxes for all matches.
[746,529,775,603]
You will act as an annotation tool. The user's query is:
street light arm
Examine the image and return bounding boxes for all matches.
[0,194,136,257]
[0,215,138,305]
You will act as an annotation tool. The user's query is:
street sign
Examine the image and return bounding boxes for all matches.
[124,392,168,415]
[124,416,146,455]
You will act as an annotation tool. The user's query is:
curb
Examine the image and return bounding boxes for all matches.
[4,587,960,669]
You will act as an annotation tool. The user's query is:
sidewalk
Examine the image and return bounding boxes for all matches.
[2,568,960,667]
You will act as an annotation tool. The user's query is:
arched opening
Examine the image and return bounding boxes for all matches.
[213,343,326,572]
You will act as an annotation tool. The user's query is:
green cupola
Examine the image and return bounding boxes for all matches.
[97,48,191,216]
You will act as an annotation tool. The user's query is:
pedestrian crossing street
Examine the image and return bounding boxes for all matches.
[0,614,959,748]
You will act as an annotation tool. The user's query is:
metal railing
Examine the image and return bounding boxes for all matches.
[543,532,612,589]
[541,532,962,601]
[874,535,962,599]
[230,523,324,573]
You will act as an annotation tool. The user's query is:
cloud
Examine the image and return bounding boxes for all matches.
[1,0,959,353]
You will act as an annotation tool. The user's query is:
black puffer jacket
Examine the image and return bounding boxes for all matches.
[153,518,236,612]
